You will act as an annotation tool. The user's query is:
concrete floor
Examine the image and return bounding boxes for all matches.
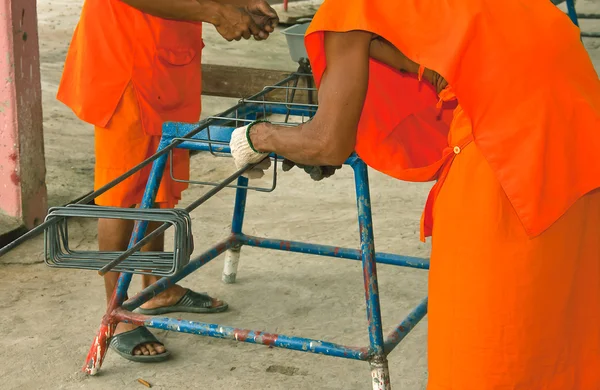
[0,1,599,389]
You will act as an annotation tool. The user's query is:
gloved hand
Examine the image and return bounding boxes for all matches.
[229,121,272,179]
[281,159,342,181]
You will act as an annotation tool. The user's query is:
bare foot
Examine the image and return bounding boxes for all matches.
[139,285,223,310]
[113,322,166,356]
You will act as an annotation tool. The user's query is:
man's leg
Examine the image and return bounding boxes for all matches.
[134,204,223,312]
[99,217,165,356]
[95,84,225,359]
[99,215,223,356]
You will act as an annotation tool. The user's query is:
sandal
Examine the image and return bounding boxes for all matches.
[109,327,171,363]
[135,289,229,316]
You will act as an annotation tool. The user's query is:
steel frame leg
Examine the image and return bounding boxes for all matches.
[222,176,249,283]
[565,0,579,27]
[83,143,169,375]
[352,159,391,389]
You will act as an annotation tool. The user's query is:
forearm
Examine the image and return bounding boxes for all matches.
[249,31,370,166]
[382,53,432,82]
[371,38,419,74]
[380,50,420,74]
[119,0,222,23]
[370,39,445,89]
[251,120,349,166]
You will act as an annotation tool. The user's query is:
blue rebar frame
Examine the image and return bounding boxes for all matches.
[565,0,600,38]
[81,73,430,388]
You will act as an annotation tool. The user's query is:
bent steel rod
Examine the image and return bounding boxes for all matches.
[97,161,261,275]
[0,190,94,255]
[0,141,179,257]
[0,74,300,257]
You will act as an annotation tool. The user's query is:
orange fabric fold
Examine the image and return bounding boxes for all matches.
[57,0,204,136]
[304,0,600,237]
[94,84,189,208]
[58,0,204,207]
[428,127,600,389]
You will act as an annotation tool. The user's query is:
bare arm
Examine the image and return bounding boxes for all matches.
[249,30,372,166]
[370,37,448,94]
[119,0,278,40]
[369,36,420,74]
[119,0,222,22]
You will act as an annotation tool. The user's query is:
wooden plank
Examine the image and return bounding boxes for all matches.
[201,64,316,103]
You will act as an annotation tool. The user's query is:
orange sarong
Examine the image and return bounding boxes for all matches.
[428,106,600,389]
[94,84,189,208]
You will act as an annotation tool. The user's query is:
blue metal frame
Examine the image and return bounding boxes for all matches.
[564,0,600,39]
[566,0,579,27]
[103,105,430,388]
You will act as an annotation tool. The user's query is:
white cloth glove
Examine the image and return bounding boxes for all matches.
[229,121,272,179]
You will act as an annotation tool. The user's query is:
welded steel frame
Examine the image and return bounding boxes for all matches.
[80,71,430,389]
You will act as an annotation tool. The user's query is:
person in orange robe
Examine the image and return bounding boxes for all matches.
[57,0,278,363]
[228,0,600,388]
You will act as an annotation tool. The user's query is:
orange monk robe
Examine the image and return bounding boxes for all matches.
[57,0,204,207]
[305,0,600,388]
[306,0,600,237]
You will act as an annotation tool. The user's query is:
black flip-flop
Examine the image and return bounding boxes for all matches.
[109,327,171,363]
[135,290,229,316]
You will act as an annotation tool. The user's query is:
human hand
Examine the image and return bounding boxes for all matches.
[245,0,279,40]
[281,159,342,181]
[230,122,272,179]
[423,68,448,95]
[213,5,262,42]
